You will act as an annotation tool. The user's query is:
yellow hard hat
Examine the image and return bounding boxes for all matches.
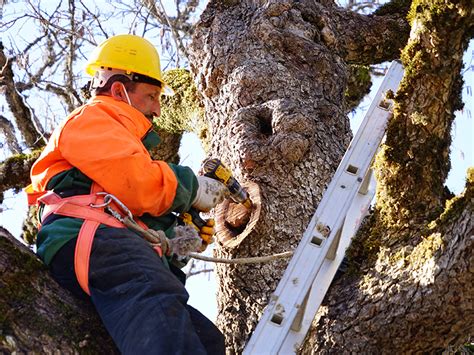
[85,34,173,95]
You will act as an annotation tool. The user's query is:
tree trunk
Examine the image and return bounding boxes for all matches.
[189,0,472,353]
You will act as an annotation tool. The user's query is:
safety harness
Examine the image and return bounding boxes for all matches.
[27,183,166,296]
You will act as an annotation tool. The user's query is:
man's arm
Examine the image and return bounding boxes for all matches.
[59,110,196,217]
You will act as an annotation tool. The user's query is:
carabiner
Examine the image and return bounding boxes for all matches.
[103,194,134,222]
[89,192,134,223]
[89,192,110,208]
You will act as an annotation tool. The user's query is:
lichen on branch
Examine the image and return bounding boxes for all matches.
[0,150,41,203]
[157,69,209,151]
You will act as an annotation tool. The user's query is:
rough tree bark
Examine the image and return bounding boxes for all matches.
[189,0,472,353]
[0,227,118,353]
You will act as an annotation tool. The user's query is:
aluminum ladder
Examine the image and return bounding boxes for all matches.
[243,61,404,354]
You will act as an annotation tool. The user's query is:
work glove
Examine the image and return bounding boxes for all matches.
[199,218,215,252]
[192,176,228,212]
[171,218,216,256]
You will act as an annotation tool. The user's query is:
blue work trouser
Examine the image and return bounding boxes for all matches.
[49,227,225,354]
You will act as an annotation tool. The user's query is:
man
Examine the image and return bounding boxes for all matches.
[27,34,226,354]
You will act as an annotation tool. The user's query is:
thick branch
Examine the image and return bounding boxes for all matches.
[0,227,117,353]
[0,151,41,201]
[294,0,411,65]
[375,0,474,228]
[44,82,76,112]
[335,12,409,64]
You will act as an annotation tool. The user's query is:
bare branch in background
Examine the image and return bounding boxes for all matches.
[156,0,189,65]
[0,115,22,154]
[0,0,117,131]
[0,44,46,149]
[15,34,60,93]
[141,0,199,64]
[77,0,110,42]
[44,83,77,112]
[185,258,214,279]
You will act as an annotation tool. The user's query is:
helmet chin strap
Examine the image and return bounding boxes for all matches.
[120,82,133,106]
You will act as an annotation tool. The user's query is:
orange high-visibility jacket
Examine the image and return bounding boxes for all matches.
[31,95,179,217]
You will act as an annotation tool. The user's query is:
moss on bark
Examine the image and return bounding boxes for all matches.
[0,150,42,203]
[0,229,117,353]
[157,69,209,152]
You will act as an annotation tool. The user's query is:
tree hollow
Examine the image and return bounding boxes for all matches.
[214,182,261,249]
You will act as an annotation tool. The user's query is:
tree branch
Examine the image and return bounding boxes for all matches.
[295,0,411,65]
[0,150,41,203]
[0,45,45,149]
[0,115,21,154]
[375,0,474,228]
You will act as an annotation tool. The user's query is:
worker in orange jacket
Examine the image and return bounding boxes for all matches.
[28,34,226,354]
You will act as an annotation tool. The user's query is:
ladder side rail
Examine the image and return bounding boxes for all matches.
[268,165,378,354]
[244,171,368,354]
[243,62,404,355]
[278,173,377,354]
[254,100,392,353]
[245,96,394,354]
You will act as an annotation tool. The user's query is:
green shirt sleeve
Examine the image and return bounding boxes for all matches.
[166,163,198,213]
[142,130,198,214]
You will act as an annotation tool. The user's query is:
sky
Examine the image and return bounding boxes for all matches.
[0,1,473,322]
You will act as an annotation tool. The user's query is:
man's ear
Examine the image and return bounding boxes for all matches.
[110,81,125,100]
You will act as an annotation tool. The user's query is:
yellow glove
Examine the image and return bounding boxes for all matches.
[199,218,215,252]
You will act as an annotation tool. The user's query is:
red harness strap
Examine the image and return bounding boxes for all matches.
[34,183,160,296]
[75,220,101,295]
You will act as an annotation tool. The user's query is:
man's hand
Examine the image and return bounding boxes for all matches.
[192,176,228,212]
[199,218,215,251]
[178,210,216,253]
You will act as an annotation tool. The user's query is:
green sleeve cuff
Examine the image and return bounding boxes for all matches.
[167,163,198,213]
